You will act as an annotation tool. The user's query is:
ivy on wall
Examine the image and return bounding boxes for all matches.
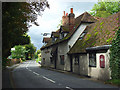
[110,27,120,79]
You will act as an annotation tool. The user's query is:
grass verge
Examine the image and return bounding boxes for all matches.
[105,79,120,86]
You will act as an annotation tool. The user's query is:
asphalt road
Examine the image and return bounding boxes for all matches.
[10,60,118,89]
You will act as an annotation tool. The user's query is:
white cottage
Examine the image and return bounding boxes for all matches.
[68,12,119,80]
[41,8,97,71]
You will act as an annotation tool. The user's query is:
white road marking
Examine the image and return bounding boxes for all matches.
[26,61,31,68]
[66,86,74,90]
[42,76,56,83]
[33,72,40,76]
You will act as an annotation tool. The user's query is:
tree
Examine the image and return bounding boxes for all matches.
[90,0,120,17]
[35,50,41,58]
[2,1,49,59]
[11,45,27,59]
[25,43,36,60]
[110,28,120,79]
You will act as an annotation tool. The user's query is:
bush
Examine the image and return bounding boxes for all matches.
[110,28,120,79]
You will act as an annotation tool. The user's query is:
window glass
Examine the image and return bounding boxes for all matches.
[60,55,64,65]
[89,53,96,67]
[74,56,79,65]
[50,57,53,64]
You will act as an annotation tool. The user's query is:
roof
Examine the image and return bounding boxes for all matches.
[86,45,111,51]
[51,31,59,38]
[68,12,120,54]
[41,12,97,50]
[42,37,51,43]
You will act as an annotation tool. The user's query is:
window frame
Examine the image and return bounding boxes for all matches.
[60,55,64,65]
[89,53,96,67]
[74,56,79,65]
[50,57,53,64]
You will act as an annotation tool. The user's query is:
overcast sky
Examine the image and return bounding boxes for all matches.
[27,0,98,50]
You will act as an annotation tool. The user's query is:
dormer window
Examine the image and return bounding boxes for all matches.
[79,31,86,40]
[60,33,64,39]
[52,37,55,42]
[64,33,67,37]
[62,33,64,38]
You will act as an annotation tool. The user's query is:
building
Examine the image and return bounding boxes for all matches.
[41,8,97,71]
[41,8,119,80]
[68,12,120,80]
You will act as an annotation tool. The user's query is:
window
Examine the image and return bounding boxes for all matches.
[52,37,55,42]
[43,58,45,64]
[89,53,96,67]
[74,56,79,65]
[60,33,64,39]
[79,32,86,40]
[60,55,64,65]
[60,33,62,39]
[50,57,53,64]
[62,33,64,38]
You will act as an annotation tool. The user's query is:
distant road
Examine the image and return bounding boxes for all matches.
[11,60,118,89]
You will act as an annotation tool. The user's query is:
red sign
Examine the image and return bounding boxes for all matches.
[100,55,105,68]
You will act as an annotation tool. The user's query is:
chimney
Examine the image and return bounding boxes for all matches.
[64,11,65,16]
[62,11,69,26]
[69,8,75,30]
[71,8,73,13]
[66,13,68,16]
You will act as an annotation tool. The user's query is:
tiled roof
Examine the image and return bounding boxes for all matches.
[41,12,97,50]
[42,37,52,43]
[51,31,59,38]
[68,12,120,54]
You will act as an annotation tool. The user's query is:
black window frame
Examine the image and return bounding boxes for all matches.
[74,56,79,65]
[89,53,96,67]
[60,55,64,65]
[50,57,53,64]
[43,58,45,64]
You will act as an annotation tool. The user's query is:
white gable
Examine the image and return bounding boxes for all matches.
[68,23,89,48]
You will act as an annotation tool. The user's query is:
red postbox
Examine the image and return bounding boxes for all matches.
[100,55,105,68]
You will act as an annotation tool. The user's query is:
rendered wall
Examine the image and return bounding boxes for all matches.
[88,50,111,80]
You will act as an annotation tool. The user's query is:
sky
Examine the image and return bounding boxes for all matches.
[27,0,98,50]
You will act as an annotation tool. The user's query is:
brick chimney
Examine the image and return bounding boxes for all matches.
[69,8,75,30]
[62,11,69,26]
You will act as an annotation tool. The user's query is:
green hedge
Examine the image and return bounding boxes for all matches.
[110,28,120,79]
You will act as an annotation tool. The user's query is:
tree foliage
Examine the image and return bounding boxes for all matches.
[11,45,27,59]
[110,28,120,79]
[35,50,41,58]
[90,0,120,17]
[25,43,36,60]
[2,1,49,58]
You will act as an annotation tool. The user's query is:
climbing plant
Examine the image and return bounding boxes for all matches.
[110,27,120,79]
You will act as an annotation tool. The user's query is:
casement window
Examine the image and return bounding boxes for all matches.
[52,37,55,42]
[62,33,64,38]
[79,32,86,40]
[60,33,64,39]
[74,56,79,65]
[60,55,64,65]
[89,53,96,67]
[50,57,53,64]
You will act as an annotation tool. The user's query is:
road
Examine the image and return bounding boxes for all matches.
[10,60,118,89]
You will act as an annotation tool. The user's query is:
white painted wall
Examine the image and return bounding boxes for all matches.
[41,48,52,67]
[68,23,89,48]
[72,54,88,75]
[88,50,111,80]
[57,41,70,71]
